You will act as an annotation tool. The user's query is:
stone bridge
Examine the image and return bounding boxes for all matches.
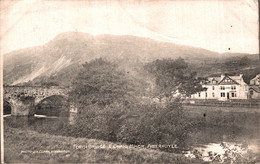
[4,85,77,116]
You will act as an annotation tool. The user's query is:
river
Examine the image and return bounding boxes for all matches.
[4,107,260,163]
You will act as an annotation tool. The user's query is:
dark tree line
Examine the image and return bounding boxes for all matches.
[65,57,203,146]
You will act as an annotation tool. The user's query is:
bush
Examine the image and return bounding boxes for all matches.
[68,100,191,148]
[67,58,199,148]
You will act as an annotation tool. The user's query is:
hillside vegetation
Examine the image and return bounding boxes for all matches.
[4,32,258,86]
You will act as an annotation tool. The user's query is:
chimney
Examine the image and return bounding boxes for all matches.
[221,74,225,80]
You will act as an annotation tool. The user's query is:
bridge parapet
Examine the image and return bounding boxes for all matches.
[4,86,70,99]
[4,86,72,116]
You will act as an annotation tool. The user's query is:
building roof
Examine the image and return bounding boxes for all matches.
[251,74,260,81]
[249,86,260,93]
[203,74,247,85]
[250,74,260,84]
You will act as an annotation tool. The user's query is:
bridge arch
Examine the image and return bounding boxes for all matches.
[35,95,70,117]
[4,99,13,115]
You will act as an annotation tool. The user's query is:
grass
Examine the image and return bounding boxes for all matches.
[4,127,203,163]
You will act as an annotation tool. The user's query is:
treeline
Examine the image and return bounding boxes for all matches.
[58,58,203,147]
[189,55,260,79]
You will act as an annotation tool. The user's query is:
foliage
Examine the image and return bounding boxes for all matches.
[69,103,129,141]
[66,99,190,149]
[224,56,251,68]
[117,100,190,147]
[69,58,134,108]
[66,57,203,148]
[145,58,203,101]
[189,142,260,163]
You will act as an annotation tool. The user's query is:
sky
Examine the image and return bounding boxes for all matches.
[0,0,259,55]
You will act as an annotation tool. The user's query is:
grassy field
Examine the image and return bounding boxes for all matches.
[4,127,203,163]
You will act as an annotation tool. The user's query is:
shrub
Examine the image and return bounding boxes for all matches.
[69,100,191,148]
[67,58,199,148]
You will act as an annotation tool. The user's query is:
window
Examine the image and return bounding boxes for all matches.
[221,92,225,97]
[221,86,225,90]
[198,93,201,97]
[212,86,215,90]
[231,86,236,90]
[205,93,207,97]
[231,93,237,97]
[212,92,215,97]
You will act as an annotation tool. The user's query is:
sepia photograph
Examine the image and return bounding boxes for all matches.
[1,0,259,163]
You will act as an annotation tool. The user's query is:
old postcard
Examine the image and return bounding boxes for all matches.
[1,0,259,163]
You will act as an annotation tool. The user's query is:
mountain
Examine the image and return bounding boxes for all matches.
[3,32,257,86]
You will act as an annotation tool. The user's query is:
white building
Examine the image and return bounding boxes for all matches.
[191,74,249,100]
[249,74,260,99]
[250,74,260,85]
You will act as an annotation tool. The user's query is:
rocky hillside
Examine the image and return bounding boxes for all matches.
[3,32,257,86]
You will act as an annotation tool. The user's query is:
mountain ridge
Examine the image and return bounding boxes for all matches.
[3,32,258,86]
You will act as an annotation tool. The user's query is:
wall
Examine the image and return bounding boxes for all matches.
[7,97,35,116]
[191,84,249,100]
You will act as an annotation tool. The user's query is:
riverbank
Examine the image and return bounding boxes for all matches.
[4,127,202,163]
[183,99,260,108]
[184,105,260,113]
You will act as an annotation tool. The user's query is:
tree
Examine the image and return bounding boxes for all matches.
[69,58,134,109]
[141,58,204,146]
[238,56,250,66]
[145,58,203,102]
[67,57,202,146]
[68,58,141,141]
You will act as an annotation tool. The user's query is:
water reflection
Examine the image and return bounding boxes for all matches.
[34,114,58,118]
[4,112,76,134]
